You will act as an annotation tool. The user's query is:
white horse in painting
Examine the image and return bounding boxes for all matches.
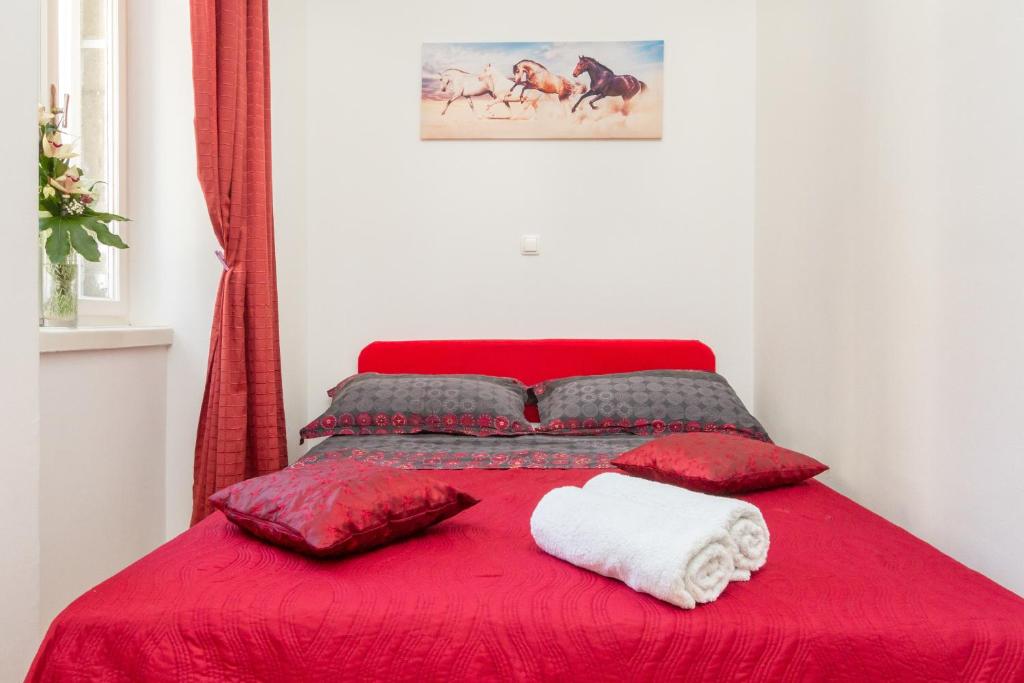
[438,65,510,116]
[481,63,531,116]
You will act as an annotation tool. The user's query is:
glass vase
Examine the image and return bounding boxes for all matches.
[42,253,79,327]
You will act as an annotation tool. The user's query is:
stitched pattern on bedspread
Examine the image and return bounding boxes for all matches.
[296,434,654,469]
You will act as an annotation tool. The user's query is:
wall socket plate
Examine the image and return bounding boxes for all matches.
[520,235,540,255]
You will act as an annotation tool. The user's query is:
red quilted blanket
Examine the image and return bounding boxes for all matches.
[28,471,1024,682]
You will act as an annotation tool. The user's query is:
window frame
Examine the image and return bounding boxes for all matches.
[42,0,129,325]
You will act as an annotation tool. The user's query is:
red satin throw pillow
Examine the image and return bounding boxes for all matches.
[209,460,478,557]
[611,433,828,494]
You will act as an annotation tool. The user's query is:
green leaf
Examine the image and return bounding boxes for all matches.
[39,197,62,218]
[39,215,62,232]
[69,224,101,262]
[40,215,108,262]
[81,217,128,249]
[45,223,71,264]
[82,210,129,223]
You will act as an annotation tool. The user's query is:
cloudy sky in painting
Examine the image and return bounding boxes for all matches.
[421,40,664,100]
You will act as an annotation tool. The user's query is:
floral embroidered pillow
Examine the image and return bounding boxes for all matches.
[533,369,770,440]
[612,433,827,493]
[300,373,534,440]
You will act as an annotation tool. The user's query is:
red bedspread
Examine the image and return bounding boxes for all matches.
[28,471,1024,682]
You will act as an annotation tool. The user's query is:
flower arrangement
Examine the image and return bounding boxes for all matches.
[38,99,129,324]
[38,102,129,263]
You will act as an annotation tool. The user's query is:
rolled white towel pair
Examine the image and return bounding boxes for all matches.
[586,473,770,582]
[530,473,769,609]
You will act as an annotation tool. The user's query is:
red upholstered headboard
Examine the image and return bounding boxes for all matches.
[357,339,715,386]
[359,339,715,421]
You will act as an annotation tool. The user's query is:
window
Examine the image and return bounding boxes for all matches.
[41,0,127,322]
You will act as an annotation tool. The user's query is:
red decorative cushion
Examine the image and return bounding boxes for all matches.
[611,433,827,494]
[209,460,479,557]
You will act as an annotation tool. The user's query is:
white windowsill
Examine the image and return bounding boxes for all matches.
[39,325,174,353]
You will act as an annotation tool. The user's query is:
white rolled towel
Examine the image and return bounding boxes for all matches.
[530,486,735,609]
[584,473,770,581]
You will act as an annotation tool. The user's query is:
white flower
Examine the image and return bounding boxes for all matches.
[38,104,55,126]
[42,132,77,160]
[42,185,56,198]
[49,172,88,195]
[62,198,85,216]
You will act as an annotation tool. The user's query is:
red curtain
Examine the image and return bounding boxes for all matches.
[189,0,287,524]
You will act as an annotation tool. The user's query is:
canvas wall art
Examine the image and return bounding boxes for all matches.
[420,40,664,140]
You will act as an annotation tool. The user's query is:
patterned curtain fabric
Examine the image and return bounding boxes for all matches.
[189,0,287,524]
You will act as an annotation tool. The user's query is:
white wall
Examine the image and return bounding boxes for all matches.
[269,0,309,464]
[127,0,218,535]
[128,0,309,535]
[756,0,1024,595]
[0,3,41,679]
[300,0,757,414]
[39,347,168,626]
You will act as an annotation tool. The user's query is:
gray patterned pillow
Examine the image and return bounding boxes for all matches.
[300,373,534,440]
[533,370,769,441]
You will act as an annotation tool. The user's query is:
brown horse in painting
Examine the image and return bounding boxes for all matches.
[571,55,646,113]
[509,60,576,102]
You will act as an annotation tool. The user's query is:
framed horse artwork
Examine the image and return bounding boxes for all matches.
[420,41,664,140]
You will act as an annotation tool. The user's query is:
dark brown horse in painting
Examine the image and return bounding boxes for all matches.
[509,60,577,102]
[571,56,646,113]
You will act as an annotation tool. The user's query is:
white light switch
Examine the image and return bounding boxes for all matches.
[520,235,540,255]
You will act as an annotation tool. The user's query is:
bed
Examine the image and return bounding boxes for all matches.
[28,340,1024,682]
